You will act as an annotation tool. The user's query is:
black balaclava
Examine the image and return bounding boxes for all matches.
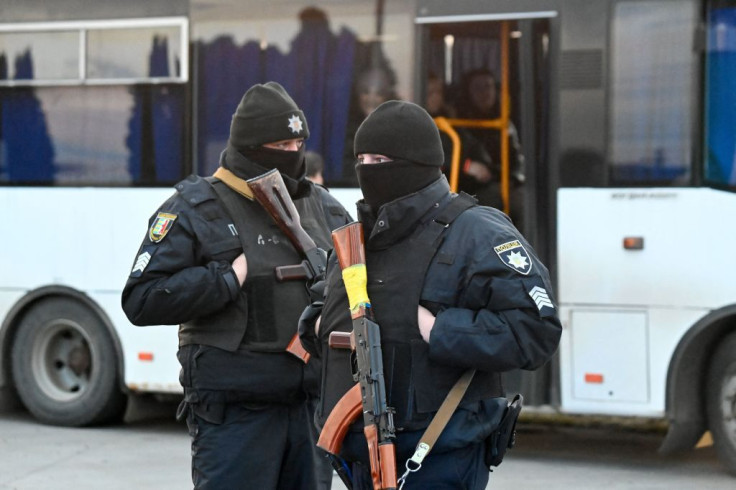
[353,100,445,211]
[356,160,440,211]
[224,81,310,194]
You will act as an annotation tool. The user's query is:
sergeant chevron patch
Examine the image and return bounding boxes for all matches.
[529,286,554,312]
[130,245,157,278]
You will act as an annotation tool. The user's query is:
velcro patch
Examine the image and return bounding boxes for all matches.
[149,212,177,243]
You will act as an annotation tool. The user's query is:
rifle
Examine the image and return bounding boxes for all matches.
[317,222,398,490]
[246,168,327,363]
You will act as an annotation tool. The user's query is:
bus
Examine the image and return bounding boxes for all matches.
[0,0,734,475]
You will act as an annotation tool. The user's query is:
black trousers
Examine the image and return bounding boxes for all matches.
[186,401,332,489]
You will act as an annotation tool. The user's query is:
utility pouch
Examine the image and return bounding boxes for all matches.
[485,394,523,468]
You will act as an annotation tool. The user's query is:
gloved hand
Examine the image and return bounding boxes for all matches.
[307,278,326,303]
[298,302,323,358]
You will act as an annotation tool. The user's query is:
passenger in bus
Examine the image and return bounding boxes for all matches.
[300,100,562,489]
[122,81,351,490]
[455,68,526,226]
[305,150,325,186]
[341,66,397,185]
[425,73,499,205]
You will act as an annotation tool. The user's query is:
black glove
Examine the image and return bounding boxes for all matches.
[307,278,326,303]
[298,301,323,358]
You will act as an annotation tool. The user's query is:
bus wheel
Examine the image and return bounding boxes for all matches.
[706,332,736,475]
[11,298,127,426]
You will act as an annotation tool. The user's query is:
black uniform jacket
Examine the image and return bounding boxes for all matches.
[313,176,561,460]
[121,172,351,404]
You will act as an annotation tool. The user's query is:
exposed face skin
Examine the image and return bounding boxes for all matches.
[262,138,304,151]
[356,68,391,116]
[358,90,388,117]
[306,172,324,185]
[425,78,444,115]
[357,153,392,165]
[468,74,497,112]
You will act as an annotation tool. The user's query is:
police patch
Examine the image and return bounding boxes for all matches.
[288,114,304,134]
[493,240,533,275]
[130,245,157,278]
[149,212,177,243]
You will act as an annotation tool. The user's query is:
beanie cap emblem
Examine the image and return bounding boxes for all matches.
[288,114,304,135]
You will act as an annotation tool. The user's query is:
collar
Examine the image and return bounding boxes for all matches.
[213,166,254,200]
[358,176,452,249]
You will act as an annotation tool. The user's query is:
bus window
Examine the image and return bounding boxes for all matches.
[609,1,697,186]
[704,0,736,189]
[0,18,189,186]
[192,2,415,186]
[87,27,182,79]
[0,31,79,80]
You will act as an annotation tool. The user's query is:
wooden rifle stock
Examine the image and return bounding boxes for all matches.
[246,168,327,363]
[318,222,398,490]
[247,168,318,254]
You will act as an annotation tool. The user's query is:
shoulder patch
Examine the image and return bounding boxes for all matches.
[149,212,177,243]
[493,239,533,275]
[130,245,157,278]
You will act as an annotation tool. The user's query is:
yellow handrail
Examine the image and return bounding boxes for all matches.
[430,21,511,215]
[433,116,462,193]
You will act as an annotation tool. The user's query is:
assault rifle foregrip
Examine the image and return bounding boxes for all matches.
[246,169,327,363]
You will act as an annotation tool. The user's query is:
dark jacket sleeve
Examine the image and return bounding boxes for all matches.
[424,208,562,372]
[121,197,240,327]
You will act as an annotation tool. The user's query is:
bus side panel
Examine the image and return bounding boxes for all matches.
[558,188,736,309]
[92,292,181,393]
[559,305,708,416]
[0,188,182,392]
[557,187,736,416]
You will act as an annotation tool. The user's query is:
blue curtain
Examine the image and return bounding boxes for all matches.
[2,50,55,183]
[127,35,185,184]
[706,7,736,186]
[196,16,357,182]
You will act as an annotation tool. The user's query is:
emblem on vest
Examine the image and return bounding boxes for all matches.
[493,239,533,275]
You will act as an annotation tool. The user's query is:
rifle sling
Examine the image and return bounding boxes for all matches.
[213,167,255,200]
[407,369,476,467]
[403,192,479,471]
[208,169,253,259]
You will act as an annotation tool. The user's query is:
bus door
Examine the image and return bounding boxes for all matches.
[416,12,556,405]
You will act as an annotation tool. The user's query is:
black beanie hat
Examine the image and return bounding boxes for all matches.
[354,100,444,167]
[229,81,309,149]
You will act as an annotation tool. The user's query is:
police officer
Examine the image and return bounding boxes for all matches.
[122,82,350,489]
[302,100,562,489]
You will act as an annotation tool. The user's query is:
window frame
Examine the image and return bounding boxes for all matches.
[0,16,189,87]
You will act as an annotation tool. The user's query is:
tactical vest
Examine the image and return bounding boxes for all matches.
[319,193,504,432]
[178,176,332,352]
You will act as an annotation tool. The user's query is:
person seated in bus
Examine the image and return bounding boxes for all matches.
[341,65,397,185]
[425,73,499,206]
[121,81,351,490]
[455,68,526,226]
[305,150,325,186]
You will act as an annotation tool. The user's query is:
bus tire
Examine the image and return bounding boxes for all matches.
[10,298,127,426]
[706,332,736,475]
